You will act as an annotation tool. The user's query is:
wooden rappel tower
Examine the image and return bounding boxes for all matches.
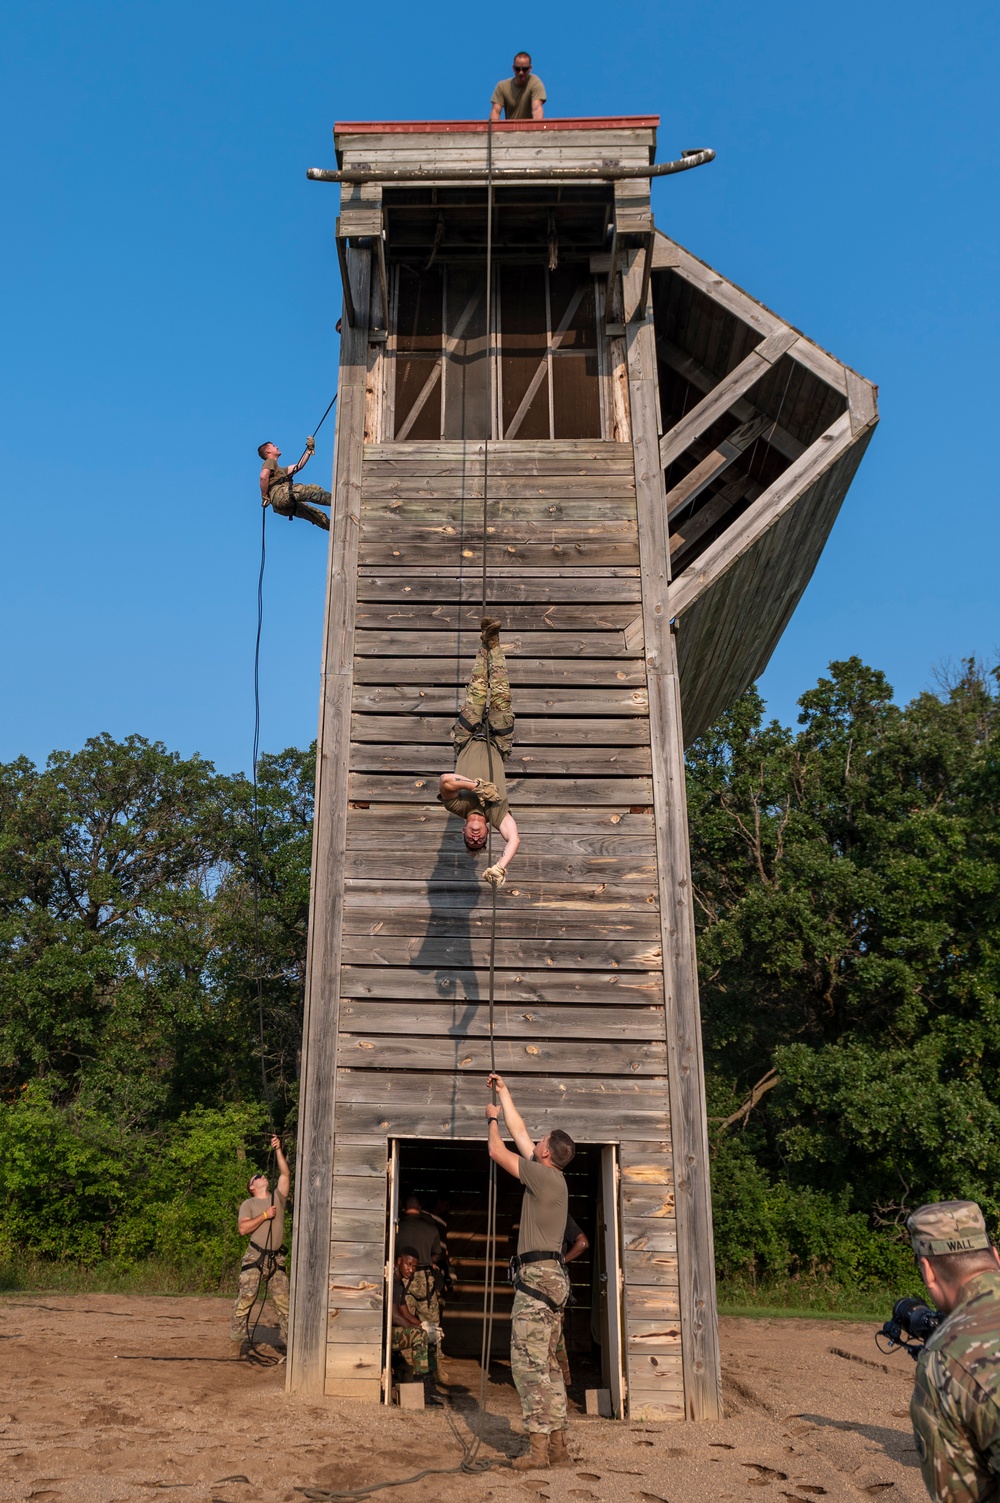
[288,116,878,1420]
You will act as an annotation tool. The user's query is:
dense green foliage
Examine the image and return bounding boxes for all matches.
[688,657,1000,1294]
[0,735,313,1284]
[1,655,997,1299]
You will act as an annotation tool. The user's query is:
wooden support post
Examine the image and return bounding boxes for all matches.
[623,250,722,1421]
[287,244,371,1397]
[636,221,656,325]
[335,233,358,328]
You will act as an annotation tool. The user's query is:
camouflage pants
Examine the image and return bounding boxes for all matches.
[555,1324,571,1383]
[392,1324,430,1378]
[453,644,514,758]
[404,1268,445,1373]
[269,482,331,531]
[510,1264,570,1434]
[230,1259,289,1341]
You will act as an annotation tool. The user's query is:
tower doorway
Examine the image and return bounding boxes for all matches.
[383,1138,626,1414]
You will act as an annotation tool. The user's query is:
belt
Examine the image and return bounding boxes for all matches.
[509,1251,569,1314]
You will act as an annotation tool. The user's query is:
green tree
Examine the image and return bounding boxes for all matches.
[687,657,1000,1278]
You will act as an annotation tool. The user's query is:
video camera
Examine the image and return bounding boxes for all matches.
[876,1296,942,1360]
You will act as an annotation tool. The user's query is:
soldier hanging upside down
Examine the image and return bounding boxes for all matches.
[437,617,520,886]
[258,437,331,530]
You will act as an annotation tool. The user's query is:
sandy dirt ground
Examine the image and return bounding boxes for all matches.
[0,1294,928,1503]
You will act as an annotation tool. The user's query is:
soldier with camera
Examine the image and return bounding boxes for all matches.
[906,1200,1000,1502]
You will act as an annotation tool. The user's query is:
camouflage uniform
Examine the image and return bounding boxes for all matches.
[907,1201,1000,1502]
[392,1324,430,1379]
[269,481,331,531]
[453,642,514,759]
[402,1267,448,1378]
[229,1255,289,1342]
[510,1262,570,1434]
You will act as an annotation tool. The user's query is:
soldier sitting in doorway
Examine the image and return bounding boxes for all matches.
[258,437,331,531]
[437,617,520,886]
[490,53,546,121]
[391,1248,432,1386]
[396,1195,450,1384]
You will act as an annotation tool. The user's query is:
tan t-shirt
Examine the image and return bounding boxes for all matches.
[517,1159,567,1256]
[438,738,509,830]
[239,1187,287,1254]
[264,456,291,495]
[491,74,546,120]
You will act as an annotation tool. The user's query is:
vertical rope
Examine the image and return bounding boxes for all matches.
[475,117,500,1429]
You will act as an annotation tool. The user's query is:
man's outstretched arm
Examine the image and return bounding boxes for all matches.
[486,1103,522,1178]
[497,813,519,870]
[272,1135,290,1198]
[487,1073,534,1158]
[289,436,315,476]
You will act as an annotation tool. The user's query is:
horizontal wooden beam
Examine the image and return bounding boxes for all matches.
[348,772,653,804]
[338,999,666,1038]
[347,741,653,777]
[339,966,664,1004]
[350,713,651,745]
[336,1035,666,1075]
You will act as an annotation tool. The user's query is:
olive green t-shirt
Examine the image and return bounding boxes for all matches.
[239,1187,287,1254]
[491,75,546,120]
[517,1159,567,1256]
[264,456,291,494]
[438,738,509,830]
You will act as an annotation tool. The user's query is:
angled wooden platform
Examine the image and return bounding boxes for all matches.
[288,115,877,1421]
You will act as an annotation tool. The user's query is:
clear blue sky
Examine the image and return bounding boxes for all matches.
[4,1,997,774]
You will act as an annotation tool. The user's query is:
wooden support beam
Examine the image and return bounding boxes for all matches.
[668,410,857,620]
[658,329,797,471]
[658,340,804,463]
[287,244,370,1398]
[623,250,722,1421]
[664,415,769,522]
[669,468,760,565]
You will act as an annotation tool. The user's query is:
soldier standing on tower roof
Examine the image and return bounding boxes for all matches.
[486,1072,575,1472]
[490,53,546,121]
[907,1199,1000,1502]
[437,617,520,885]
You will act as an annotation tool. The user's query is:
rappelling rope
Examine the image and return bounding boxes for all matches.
[294,140,504,1498]
[244,381,337,1367]
[243,504,283,1368]
[475,113,502,1446]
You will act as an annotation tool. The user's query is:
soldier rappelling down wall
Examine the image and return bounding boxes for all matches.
[437,617,520,886]
[258,437,331,530]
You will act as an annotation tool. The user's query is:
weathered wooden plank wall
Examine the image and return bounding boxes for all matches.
[319,438,683,1413]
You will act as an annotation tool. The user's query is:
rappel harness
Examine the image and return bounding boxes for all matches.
[509,1250,571,1313]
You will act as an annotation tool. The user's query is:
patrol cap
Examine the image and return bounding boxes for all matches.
[907,1200,992,1258]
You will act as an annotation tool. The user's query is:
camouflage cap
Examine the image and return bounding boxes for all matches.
[907,1200,992,1258]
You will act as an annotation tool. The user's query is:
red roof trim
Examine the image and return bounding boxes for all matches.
[334,116,659,135]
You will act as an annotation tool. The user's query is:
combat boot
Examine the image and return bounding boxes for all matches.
[512,1433,550,1471]
[481,616,502,648]
[548,1429,571,1467]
